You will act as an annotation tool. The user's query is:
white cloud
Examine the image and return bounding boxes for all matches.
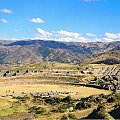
[105,32,120,39]
[57,30,80,38]
[86,33,97,37]
[29,18,44,23]
[36,28,52,36]
[103,37,115,42]
[0,19,8,24]
[56,30,87,42]
[2,27,119,42]
[102,32,120,42]
[11,37,18,40]
[35,28,52,40]
[0,8,13,14]
[35,29,87,42]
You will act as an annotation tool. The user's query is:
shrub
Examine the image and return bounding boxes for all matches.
[94,97,102,103]
[61,96,72,103]
[45,97,61,105]
[81,71,84,74]
[96,104,106,118]
[52,103,75,113]
[28,106,46,114]
[107,97,116,103]
[61,114,68,120]
[81,96,95,102]
[14,96,29,103]
[68,113,77,120]
[52,104,67,113]
[57,106,67,113]
[75,102,91,110]
[99,94,107,99]
[115,93,120,100]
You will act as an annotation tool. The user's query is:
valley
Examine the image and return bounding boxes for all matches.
[0,40,119,120]
[0,60,119,120]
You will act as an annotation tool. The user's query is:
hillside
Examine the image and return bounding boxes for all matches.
[85,51,120,65]
[0,40,120,65]
[0,45,43,64]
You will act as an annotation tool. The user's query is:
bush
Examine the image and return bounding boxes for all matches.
[61,96,72,103]
[52,103,75,113]
[75,102,91,110]
[52,104,67,113]
[68,113,77,120]
[14,96,29,103]
[99,94,107,99]
[115,93,120,100]
[81,71,84,74]
[96,104,106,118]
[81,96,95,102]
[28,106,46,114]
[61,114,68,120]
[45,97,61,105]
[58,106,67,113]
[107,97,116,103]
[94,97,102,103]
[97,104,105,111]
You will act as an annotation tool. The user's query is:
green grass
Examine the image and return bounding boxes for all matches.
[0,98,27,116]
[0,62,79,72]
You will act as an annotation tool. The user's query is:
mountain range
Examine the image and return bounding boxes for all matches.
[0,39,120,65]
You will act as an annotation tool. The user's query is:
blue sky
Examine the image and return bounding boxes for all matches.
[0,0,120,42]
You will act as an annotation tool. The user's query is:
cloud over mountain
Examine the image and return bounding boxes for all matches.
[35,28,87,42]
[86,33,97,37]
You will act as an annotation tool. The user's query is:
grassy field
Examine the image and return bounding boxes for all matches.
[3,62,78,71]
[0,84,111,99]
[0,62,118,119]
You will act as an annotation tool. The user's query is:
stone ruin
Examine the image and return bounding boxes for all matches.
[90,75,120,91]
[0,69,72,78]
[0,69,32,77]
[30,91,76,98]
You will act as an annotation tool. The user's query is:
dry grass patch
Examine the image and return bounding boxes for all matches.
[0,84,111,98]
